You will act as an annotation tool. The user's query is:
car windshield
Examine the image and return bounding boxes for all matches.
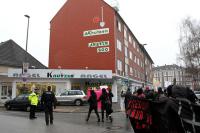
[15,94,28,100]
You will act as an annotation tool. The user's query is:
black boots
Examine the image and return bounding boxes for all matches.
[109,115,113,122]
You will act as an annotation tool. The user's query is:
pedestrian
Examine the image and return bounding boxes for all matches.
[41,86,57,126]
[107,87,114,107]
[124,88,132,118]
[86,90,100,122]
[144,86,154,100]
[99,88,112,122]
[28,88,39,119]
[135,88,145,98]
[155,87,166,100]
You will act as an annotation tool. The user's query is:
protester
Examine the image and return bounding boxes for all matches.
[144,86,154,100]
[136,88,145,98]
[166,85,173,97]
[28,88,39,119]
[86,90,100,122]
[171,85,198,103]
[155,87,166,100]
[41,86,57,125]
[124,88,132,118]
[107,87,114,107]
[99,88,112,122]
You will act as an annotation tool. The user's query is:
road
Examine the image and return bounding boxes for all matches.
[0,110,133,133]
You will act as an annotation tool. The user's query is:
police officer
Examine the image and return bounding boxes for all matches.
[28,88,39,119]
[41,86,57,125]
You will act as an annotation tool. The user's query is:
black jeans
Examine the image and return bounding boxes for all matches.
[30,105,36,119]
[87,106,100,120]
[45,106,53,125]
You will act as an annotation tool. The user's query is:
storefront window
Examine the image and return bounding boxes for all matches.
[1,83,12,99]
[16,82,56,96]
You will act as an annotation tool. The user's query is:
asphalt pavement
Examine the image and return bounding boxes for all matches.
[0,110,133,133]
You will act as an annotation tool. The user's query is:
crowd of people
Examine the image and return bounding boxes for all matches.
[122,85,199,133]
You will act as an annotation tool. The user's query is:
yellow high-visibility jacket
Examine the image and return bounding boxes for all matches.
[28,92,39,106]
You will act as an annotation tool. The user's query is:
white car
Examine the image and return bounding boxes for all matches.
[56,90,87,106]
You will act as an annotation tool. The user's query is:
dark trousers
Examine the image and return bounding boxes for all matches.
[87,106,100,120]
[101,107,107,120]
[30,105,36,119]
[45,107,53,125]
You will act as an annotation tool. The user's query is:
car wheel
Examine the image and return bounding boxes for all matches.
[74,100,82,106]
[5,105,11,110]
[26,106,31,112]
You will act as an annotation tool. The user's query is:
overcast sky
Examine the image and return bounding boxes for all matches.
[0,0,200,67]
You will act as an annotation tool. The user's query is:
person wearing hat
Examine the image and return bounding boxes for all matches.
[28,88,39,119]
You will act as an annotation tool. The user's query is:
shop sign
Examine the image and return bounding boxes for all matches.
[8,69,112,79]
[88,41,109,47]
[80,74,108,79]
[12,73,40,78]
[47,72,74,78]
[85,81,112,86]
[83,28,109,37]
[97,47,109,53]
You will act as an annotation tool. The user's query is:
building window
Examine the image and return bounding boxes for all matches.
[117,59,122,71]
[125,47,128,57]
[124,39,128,46]
[125,64,128,75]
[129,51,132,60]
[137,58,140,65]
[117,20,121,32]
[117,40,122,51]
[130,67,133,75]
[134,55,137,63]
[133,40,136,48]
[124,26,127,39]
[128,35,132,44]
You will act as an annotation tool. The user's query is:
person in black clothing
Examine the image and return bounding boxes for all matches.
[99,88,112,122]
[86,90,100,122]
[124,88,132,118]
[41,86,57,126]
[107,87,114,107]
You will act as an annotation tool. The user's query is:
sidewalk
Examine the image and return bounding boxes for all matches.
[0,102,123,113]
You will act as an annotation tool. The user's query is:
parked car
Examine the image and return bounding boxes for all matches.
[56,90,87,106]
[4,94,43,111]
[194,91,200,101]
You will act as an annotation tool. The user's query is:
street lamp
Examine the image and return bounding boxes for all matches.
[24,14,30,61]
[142,44,147,87]
[22,15,30,75]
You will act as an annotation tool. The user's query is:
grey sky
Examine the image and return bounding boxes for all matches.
[0,0,200,67]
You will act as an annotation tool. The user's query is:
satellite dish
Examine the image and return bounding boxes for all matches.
[100,21,105,27]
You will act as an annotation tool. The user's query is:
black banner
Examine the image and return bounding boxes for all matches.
[127,96,200,133]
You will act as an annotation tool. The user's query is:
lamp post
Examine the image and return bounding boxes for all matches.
[24,14,30,61]
[142,44,147,87]
[22,15,30,76]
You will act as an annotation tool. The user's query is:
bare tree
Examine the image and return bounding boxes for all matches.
[178,17,200,90]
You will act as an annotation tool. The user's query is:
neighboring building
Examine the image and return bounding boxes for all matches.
[0,40,46,102]
[0,40,112,103]
[49,0,154,102]
[153,64,192,89]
